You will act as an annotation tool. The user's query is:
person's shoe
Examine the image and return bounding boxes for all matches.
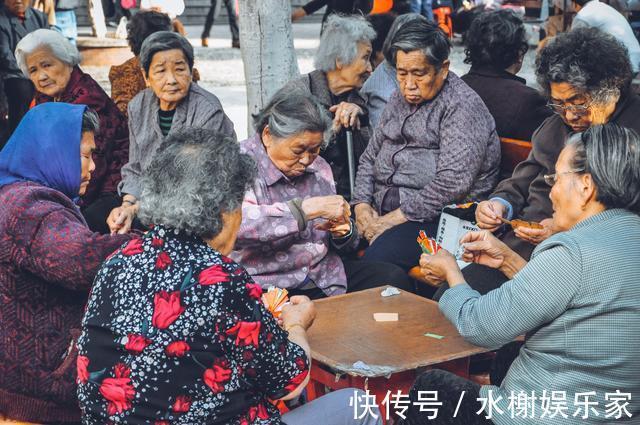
[232,39,240,49]
[201,38,209,47]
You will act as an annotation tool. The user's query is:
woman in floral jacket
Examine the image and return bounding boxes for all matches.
[77,128,381,425]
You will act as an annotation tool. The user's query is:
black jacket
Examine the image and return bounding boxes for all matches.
[0,6,48,80]
[302,0,373,23]
[461,66,552,142]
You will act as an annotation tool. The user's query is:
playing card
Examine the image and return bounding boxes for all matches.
[261,286,289,318]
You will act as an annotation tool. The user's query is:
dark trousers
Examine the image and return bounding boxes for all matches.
[4,78,34,141]
[399,369,494,425]
[81,193,121,234]
[288,259,415,300]
[202,0,239,41]
[433,263,509,301]
[362,220,439,272]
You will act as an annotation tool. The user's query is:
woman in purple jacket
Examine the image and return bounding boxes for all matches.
[0,103,131,423]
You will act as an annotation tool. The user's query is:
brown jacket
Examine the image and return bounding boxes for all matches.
[492,91,640,258]
[109,56,201,116]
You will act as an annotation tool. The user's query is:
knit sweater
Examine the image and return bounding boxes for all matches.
[441,209,640,424]
[0,182,130,422]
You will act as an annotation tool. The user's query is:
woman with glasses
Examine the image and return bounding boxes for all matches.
[408,123,640,424]
[431,27,640,298]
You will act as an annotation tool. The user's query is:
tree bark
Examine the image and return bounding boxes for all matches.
[238,0,300,135]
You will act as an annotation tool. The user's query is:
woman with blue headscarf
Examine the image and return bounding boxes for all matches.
[0,103,131,423]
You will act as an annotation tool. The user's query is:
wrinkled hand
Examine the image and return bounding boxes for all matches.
[514,218,555,245]
[280,296,316,331]
[475,200,507,232]
[354,203,378,236]
[315,216,352,238]
[419,250,458,285]
[365,217,393,244]
[329,102,363,131]
[459,230,511,270]
[107,204,138,235]
[302,195,349,222]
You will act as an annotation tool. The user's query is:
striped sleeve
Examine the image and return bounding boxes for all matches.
[439,238,582,349]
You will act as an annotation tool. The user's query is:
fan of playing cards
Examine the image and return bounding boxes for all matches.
[261,287,290,318]
[417,230,442,255]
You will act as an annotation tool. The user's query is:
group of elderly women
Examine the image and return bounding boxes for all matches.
[0,7,639,425]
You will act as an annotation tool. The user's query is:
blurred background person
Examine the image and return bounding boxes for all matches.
[201,0,239,48]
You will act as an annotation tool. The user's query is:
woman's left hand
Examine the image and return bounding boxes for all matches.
[514,218,555,245]
[419,250,459,285]
[329,102,363,131]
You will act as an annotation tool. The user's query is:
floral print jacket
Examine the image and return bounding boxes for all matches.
[77,225,309,424]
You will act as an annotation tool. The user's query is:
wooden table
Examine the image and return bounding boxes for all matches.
[305,286,491,422]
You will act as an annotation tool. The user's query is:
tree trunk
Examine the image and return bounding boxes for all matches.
[238,0,300,135]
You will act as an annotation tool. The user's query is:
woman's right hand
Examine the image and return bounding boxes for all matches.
[301,195,349,222]
[354,203,378,236]
[107,204,138,235]
[475,200,507,231]
[459,230,512,270]
[281,296,316,331]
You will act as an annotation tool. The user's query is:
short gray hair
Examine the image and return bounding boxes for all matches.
[138,128,256,239]
[382,13,428,63]
[253,87,333,148]
[389,19,451,69]
[15,29,81,77]
[139,31,194,76]
[81,108,100,134]
[314,14,376,72]
[567,123,640,214]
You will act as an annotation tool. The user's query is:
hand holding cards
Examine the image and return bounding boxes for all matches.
[262,286,290,318]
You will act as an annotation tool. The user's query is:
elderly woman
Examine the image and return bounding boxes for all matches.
[0,103,130,423]
[282,14,375,200]
[353,19,500,272]
[406,123,640,424]
[461,10,551,141]
[232,88,414,299]
[0,0,47,142]
[109,10,201,117]
[15,29,129,234]
[76,127,381,425]
[231,88,413,299]
[361,13,427,129]
[107,31,235,235]
[435,27,640,297]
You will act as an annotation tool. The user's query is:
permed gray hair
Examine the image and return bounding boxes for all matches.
[253,87,333,148]
[138,128,256,239]
[139,31,194,76]
[314,14,376,72]
[15,29,81,77]
[535,27,632,105]
[566,124,640,214]
[81,108,100,134]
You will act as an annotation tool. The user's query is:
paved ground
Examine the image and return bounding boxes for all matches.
[81,21,539,140]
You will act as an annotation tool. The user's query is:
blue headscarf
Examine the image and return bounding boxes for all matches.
[0,102,86,200]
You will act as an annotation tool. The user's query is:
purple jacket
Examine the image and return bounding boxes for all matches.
[230,135,356,297]
[352,72,501,222]
[0,182,130,422]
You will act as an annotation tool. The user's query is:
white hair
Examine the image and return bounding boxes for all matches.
[14,29,81,77]
[314,14,376,72]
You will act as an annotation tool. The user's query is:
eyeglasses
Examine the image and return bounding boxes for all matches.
[547,101,592,117]
[543,170,584,186]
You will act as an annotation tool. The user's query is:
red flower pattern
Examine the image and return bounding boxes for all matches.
[152,291,185,329]
[151,237,164,248]
[226,321,261,347]
[198,265,230,286]
[99,364,135,415]
[125,334,152,355]
[172,395,192,413]
[121,238,143,256]
[156,251,173,270]
[77,355,90,384]
[245,283,262,300]
[284,370,309,393]
[165,341,190,357]
[203,359,232,393]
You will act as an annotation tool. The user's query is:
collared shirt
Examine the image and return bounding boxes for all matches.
[440,209,640,424]
[230,134,352,296]
[352,72,501,222]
